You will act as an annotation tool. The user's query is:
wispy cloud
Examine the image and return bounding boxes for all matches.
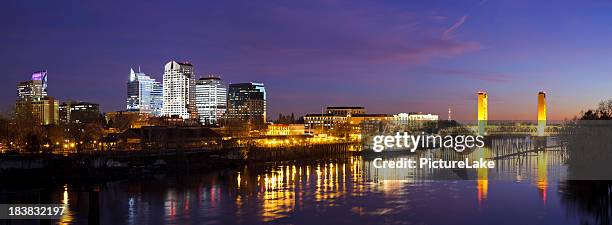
[444,15,468,39]
[442,0,489,39]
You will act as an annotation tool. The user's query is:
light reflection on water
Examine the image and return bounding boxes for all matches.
[2,141,592,225]
[87,146,575,225]
[58,184,74,224]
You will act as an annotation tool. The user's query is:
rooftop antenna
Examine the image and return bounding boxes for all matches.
[448,107,452,121]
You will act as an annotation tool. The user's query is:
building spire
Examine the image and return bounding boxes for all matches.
[129,68,136,81]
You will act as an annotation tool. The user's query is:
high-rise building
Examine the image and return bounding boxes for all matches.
[17,71,48,101]
[537,91,546,136]
[226,83,266,131]
[162,61,196,120]
[29,97,59,125]
[15,71,58,125]
[126,67,163,116]
[59,101,100,124]
[195,76,227,126]
[151,82,163,116]
[477,91,488,135]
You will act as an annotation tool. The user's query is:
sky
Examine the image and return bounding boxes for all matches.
[2,0,612,120]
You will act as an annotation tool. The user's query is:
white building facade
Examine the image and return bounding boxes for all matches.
[162,61,195,120]
[195,77,227,126]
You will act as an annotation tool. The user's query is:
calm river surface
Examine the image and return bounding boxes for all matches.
[1,146,607,225]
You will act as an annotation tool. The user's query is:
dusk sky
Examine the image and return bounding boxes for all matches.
[2,0,612,120]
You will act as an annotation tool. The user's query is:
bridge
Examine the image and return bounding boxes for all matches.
[464,124,563,136]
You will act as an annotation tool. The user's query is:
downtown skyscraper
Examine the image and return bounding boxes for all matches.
[162,60,196,120]
[226,83,266,131]
[15,70,59,125]
[126,67,163,116]
[17,71,48,101]
[195,76,227,126]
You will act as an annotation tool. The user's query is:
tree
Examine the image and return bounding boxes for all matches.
[0,114,10,145]
[13,104,43,151]
[580,99,612,120]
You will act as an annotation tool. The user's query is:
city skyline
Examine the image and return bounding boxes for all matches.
[4,0,612,120]
[5,65,568,122]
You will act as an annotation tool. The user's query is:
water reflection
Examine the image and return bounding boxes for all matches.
[2,137,604,225]
[559,180,611,225]
[88,145,575,224]
[59,184,73,224]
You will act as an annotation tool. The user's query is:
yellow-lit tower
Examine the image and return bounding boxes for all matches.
[477,91,488,135]
[537,91,546,136]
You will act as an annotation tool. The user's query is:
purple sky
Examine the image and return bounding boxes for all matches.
[2,0,612,120]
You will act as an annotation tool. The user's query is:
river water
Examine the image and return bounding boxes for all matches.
[4,143,608,225]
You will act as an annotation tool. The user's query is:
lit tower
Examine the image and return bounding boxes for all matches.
[226,83,267,132]
[195,76,227,126]
[537,91,546,136]
[162,60,195,120]
[15,70,58,125]
[477,91,488,135]
[127,67,163,116]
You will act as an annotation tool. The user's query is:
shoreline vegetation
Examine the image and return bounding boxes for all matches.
[559,99,612,225]
[563,99,612,179]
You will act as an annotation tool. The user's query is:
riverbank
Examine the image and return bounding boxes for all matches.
[0,143,355,186]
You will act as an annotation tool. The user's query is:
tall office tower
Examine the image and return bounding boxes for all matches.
[17,70,48,101]
[226,83,266,131]
[29,97,59,125]
[195,76,227,126]
[15,70,58,125]
[126,67,163,116]
[537,91,546,136]
[151,81,163,117]
[162,61,195,120]
[477,91,488,135]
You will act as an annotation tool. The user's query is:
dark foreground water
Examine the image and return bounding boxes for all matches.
[1,147,609,225]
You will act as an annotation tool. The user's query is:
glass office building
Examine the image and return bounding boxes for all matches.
[17,70,48,101]
[195,77,227,126]
[126,67,163,116]
[226,82,266,131]
[15,70,58,125]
